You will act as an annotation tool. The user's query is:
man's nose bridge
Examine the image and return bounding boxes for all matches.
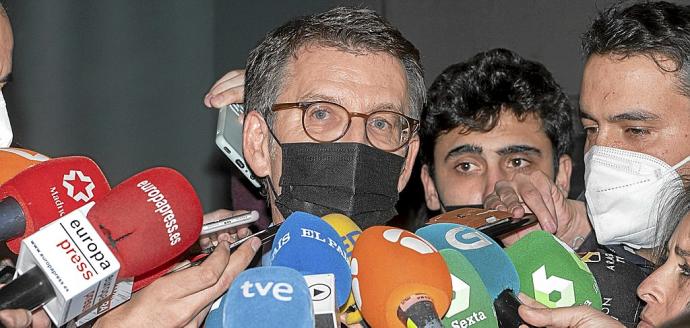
[341,112,368,144]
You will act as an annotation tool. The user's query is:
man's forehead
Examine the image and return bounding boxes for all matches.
[277,45,408,111]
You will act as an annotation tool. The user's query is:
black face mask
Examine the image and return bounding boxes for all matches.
[269,142,405,229]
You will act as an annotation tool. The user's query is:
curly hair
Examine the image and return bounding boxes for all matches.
[420,48,574,175]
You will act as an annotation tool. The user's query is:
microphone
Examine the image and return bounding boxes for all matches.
[270,211,351,308]
[0,167,203,326]
[0,147,49,184]
[0,156,110,252]
[210,266,314,328]
[351,226,451,328]
[415,223,523,327]
[438,249,499,327]
[505,231,602,309]
[322,213,363,325]
[579,248,646,326]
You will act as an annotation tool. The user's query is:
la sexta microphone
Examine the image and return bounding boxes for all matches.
[439,249,498,328]
[506,231,602,310]
[0,156,110,252]
[0,147,49,185]
[0,167,203,326]
[416,223,524,328]
[210,266,314,328]
[579,248,646,327]
[351,226,451,328]
[322,213,364,325]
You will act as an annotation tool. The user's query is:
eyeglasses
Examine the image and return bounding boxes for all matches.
[271,101,419,152]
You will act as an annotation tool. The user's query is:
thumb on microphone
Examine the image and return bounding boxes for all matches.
[518,294,622,328]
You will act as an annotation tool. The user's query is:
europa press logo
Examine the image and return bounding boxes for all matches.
[62,170,96,202]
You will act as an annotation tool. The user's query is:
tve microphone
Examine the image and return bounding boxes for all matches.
[322,213,363,325]
[351,226,451,328]
[0,167,203,326]
[416,223,524,328]
[580,249,646,327]
[271,211,351,308]
[0,147,49,185]
[439,249,498,328]
[506,231,602,310]
[0,156,110,252]
[213,266,314,328]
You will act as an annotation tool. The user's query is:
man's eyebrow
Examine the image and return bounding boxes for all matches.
[675,245,690,258]
[496,145,543,157]
[608,110,660,122]
[445,144,482,162]
[300,92,343,104]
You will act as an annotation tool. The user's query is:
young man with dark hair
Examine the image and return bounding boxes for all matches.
[420,48,575,243]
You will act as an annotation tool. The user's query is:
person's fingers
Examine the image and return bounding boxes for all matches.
[494,181,525,217]
[0,309,32,328]
[208,86,244,109]
[517,293,546,309]
[513,178,557,233]
[29,309,51,328]
[168,240,233,298]
[200,210,250,249]
[208,69,245,93]
[188,237,261,306]
[204,70,246,108]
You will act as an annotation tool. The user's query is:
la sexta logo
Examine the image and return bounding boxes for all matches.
[63,170,96,202]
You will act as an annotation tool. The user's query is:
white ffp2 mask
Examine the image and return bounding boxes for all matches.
[584,146,690,249]
[0,91,12,147]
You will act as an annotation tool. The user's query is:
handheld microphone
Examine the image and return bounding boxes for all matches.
[0,156,110,252]
[211,266,314,328]
[415,223,524,328]
[505,231,602,310]
[579,249,646,326]
[271,211,351,308]
[0,167,203,326]
[0,147,49,185]
[322,213,363,325]
[351,226,451,328]
[439,249,498,328]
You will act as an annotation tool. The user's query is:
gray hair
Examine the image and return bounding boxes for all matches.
[244,7,424,129]
[652,176,690,265]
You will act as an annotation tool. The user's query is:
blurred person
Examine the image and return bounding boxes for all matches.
[419,48,575,244]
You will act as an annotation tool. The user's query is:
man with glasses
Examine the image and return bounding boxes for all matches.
[94,7,422,327]
[240,6,423,229]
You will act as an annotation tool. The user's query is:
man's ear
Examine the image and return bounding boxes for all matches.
[555,154,573,195]
[421,164,441,211]
[397,135,419,192]
[243,111,271,178]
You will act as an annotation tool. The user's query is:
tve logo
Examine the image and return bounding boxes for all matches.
[240,280,294,302]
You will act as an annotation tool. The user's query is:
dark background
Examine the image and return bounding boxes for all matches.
[2,0,624,222]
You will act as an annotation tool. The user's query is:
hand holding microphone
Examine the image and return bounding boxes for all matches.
[93,237,261,328]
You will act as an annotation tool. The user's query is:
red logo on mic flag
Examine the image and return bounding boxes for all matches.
[63,170,96,202]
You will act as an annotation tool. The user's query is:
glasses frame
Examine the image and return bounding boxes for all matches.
[271,101,419,152]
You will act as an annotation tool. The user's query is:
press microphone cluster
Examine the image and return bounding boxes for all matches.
[0,164,203,326]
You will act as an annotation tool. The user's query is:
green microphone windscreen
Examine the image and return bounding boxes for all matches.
[506,231,602,310]
[439,249,498,328]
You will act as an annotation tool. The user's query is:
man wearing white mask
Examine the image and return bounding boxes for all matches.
[0,5,13,148]
[485,0,690,274]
